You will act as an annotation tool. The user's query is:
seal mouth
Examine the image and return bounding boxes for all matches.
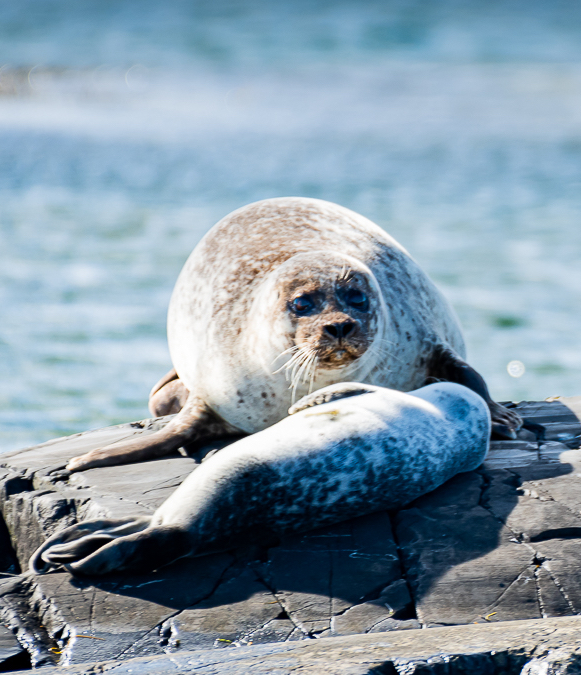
[316,334,369,366]
[273,317,370,402]
[319,348,359,367]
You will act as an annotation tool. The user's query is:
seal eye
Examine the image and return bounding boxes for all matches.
[344,289,369,311]
[291,295,314,314]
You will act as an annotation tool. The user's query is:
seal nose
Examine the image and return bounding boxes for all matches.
[324,321,355,340]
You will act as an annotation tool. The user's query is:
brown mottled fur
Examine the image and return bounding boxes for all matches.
[66,197,520,473]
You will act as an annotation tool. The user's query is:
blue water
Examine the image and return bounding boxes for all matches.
[3,0,581,451]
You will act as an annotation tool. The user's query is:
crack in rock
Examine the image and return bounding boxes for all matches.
[0,576,56,668]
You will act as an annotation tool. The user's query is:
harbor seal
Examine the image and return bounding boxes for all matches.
[31,382,490,575]
[66,197,520,472]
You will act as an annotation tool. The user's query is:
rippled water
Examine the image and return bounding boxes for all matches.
[3,0,581,451]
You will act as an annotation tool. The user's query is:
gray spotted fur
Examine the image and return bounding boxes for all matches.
[31,382,490,576]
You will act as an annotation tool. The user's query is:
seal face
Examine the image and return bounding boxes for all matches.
[31,382,491,576]
[268,253,378,374]
[66,197,520,472]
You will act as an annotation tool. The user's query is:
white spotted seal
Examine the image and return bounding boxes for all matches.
[66,197,520,472]
[31,382,490,575]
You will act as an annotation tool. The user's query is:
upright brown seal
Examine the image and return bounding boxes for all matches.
[66,197,520,472]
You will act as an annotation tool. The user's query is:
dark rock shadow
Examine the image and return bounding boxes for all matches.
[394,459,575,625]
[389,400,581,624]
[67,509,404,612]
[0,511,19,575]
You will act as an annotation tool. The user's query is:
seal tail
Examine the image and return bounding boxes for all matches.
[30,517,152,574]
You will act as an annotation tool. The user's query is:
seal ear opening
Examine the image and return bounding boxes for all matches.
[29,517,151,574]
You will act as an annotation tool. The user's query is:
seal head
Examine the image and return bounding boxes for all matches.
[218,251,388,429]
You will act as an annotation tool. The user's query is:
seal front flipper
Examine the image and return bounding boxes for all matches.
[66,394,240,472]
[427,343,522,439]
[148,368,189,417]
[289,383,378,415]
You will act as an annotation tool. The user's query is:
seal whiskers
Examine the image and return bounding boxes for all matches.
[363,337,403,370]
[290,347,318,402]
[287,347,311,384]
[304,350,319,394]
[271,345,300,373]
[283,346,313,402]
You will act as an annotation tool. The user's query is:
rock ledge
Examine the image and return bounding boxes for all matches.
[1,397,581,673]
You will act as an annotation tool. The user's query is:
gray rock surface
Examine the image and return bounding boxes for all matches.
[0,623,29,672]
[7,616,581,674]
[1,396,581,671]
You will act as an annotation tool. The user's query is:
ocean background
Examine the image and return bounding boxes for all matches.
[2,0,581,451]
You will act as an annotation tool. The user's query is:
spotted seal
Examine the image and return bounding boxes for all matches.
[31,382,490,575]
[66,197,520,472]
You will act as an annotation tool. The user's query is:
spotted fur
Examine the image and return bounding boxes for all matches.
[32,382,490,576]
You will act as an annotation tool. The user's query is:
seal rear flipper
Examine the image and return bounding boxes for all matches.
[67,526,191,576]
[148,368,190,416]
[427,343,522,439]
[30,517,151,574]
[289,382,378,415]
[66,394,240,472]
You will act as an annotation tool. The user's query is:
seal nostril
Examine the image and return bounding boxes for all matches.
[324,321,355,339]
[342,321,355,338]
